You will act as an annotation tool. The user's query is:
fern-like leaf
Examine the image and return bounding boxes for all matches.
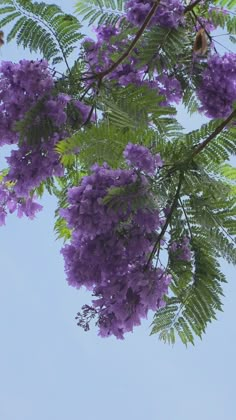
[75,0,125,27]
[0,0,83,65]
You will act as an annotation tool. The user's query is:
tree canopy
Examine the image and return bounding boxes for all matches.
[0,0,236,343]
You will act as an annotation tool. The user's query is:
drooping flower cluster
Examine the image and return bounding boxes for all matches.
[124,142,163,174]
[5,133,64,197]
[83,26,147,85]
[0,59,92,208]
[197,53,236,118]
[83,26,182,104]
[61,144,171,338]
[125,0,185,29]
[0,59,54,146]
[170,235,191,262]
[0,181,42,225]
[153,74,182,105]
[0,63,65,196]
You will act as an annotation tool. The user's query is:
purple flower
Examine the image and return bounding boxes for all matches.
[197,53,236,118]
[156,74,182,104]
[83,26,183,105]
[123,143,163,175]
[0,59,54,146]
[0,181,43,224]
[0,208,6,226]
[5,133,64,197]
[73,100,95,123]
[125,0,185,29]
[170,236,192,262]
[60,145,170,339]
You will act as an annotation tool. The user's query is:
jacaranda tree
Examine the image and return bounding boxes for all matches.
[0,0,236,343]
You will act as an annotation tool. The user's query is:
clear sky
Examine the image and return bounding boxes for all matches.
[0,2,236,420]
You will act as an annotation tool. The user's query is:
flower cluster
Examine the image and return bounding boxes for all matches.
[5,133,64,197]
[83,26,147,85]
[0,181,42,225]
[83,26,182,104]
[125,0,185,28]
[0,59,92,211]
[123,142,163,174]
[197,53,236,118]
[0,59,54,146]
[154,74,182,105]
[170,236,191,262]
[61,144,171,338]
[0,62,67,196]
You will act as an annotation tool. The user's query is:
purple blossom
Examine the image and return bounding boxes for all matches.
[61,145,171,339]
[83,27,147,84]
[0,59,54,146]
[170,236,192,262]
[197,53,236,118]
[95,25,120,42]
[0,181,42,224]
[73,100,95,123]
[5,133,64,197]
[45,93,71,126]
[83,26,183,105]
[125,0,185,29]
[195,18,216,33]
[156,74,182,104]
[123,143,163,175]
[60,164,138,240]
[0,59,94,205]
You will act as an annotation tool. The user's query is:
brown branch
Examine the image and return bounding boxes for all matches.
[81,0,206,85]
[184,0,203,14]
[145,172,184,268]
[191,109,236,159]
[96,0,161,80]
[191,9,218,53]
[99,0,209,79]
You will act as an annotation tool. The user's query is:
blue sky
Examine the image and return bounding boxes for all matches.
[0,2,236,419]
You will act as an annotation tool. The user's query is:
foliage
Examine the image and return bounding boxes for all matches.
[1,0,236,343]
[75,0,125,27]
[0,0,83,64]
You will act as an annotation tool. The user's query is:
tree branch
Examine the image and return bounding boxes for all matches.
[96,0,161,80]
[82,0,207,84]
[179,197,193,241]
[184,0,203,14]
[191,9,218,54]
[191,109,236,159]
[145,172,184,268]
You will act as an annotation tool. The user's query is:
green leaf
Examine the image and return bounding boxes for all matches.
[0,0,83,63]
[75,0,125,26]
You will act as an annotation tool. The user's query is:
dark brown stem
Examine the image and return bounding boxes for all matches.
[179,197,193,241]
[96,0,161,80]
[145,172,184,268]
[191,109,236,159]
[80,0,206,85]
[191,9,218,53]
[79,82,94,101]
[184,0,203,13]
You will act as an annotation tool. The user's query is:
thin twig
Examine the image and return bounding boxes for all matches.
[212,38,235,53]
[184,0,203,13]
[145,172,184,268]
[191,9,218,54]
[79,83,94,101]
[179,197,193,240]
[96,0,161,80]
[191,109,236,159]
